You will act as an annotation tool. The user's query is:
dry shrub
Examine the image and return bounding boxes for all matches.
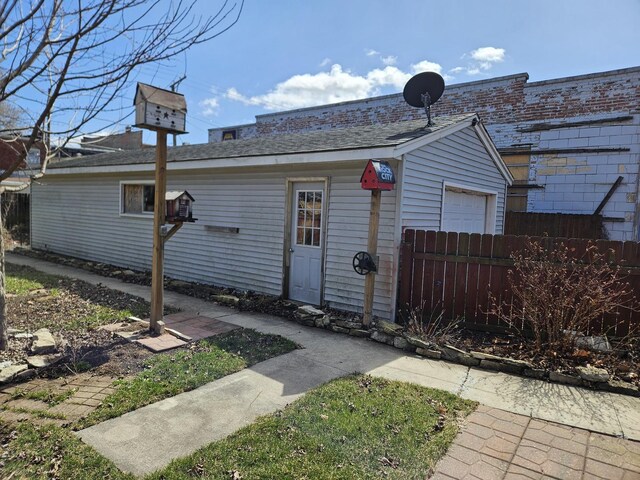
[405,303,461,345]
[490,239,638,353]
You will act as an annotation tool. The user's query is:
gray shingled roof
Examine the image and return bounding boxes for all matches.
[51,113,476,169]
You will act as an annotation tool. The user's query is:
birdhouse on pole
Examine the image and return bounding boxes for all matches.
[134,83,187,134]
[133,82,189,335]
[165,190,196,223]
[360,159,396,191]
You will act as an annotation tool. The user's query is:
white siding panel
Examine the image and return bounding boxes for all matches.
[32,164,398,319]
[401,126,507,233]
[323,168,397,317]
[32,172,286,296]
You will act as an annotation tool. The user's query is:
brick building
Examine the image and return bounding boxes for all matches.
[81,126,150,151]
[210,67,640,240]
[0,137,45,171]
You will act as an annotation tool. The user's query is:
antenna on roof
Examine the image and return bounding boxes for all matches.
[402,72,445,127]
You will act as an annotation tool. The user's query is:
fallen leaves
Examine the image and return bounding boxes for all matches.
[188,463,206,476]
[379,456,399,468]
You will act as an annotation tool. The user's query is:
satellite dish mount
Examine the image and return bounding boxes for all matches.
[421,92,433,125]
[403,72,445,127]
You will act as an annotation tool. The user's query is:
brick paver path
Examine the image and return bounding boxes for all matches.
[432,405,640,479]
[0,373,116,425]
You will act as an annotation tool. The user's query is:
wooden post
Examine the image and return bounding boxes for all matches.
[363,189,381,327]
[150,130,167,334]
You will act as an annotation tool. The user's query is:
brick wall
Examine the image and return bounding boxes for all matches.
[522,72,640,122]
[81,129,147,150]
[0,138,45,170]
[210,68,639,146]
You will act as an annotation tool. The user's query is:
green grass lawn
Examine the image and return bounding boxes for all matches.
[0,421,135,480]
[153,375,475,480]
[79,329,298,427]
[6,262,58,294]
[2,375,475,480]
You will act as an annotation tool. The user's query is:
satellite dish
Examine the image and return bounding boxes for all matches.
[403,72,445,127]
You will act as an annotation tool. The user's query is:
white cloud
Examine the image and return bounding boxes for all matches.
[410,60,443,75]
[381,55,397,66]
[224,65,373,110]
[319,57,331,67]
[201,97,220,116]
[470,47,505,64]
[222,59,448,111]
[367,66,411,89]
[365,48,380,56]
[454,47,507,76]
[409,60,453,82]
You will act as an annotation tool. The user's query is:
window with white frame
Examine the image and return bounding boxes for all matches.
[121,183,155,215]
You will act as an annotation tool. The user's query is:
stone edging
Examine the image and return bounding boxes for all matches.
[292,308,639,398]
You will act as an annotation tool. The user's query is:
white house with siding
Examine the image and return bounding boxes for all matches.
[31,113,512,320]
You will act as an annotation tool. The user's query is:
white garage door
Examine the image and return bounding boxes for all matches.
[442,190,487,233]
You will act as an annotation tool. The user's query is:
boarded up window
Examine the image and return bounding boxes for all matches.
[122,184,154,214]
[503,154,530,212]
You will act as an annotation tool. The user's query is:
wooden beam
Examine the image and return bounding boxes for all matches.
[362,189,381,327]
[162,222,183,242]
[150,130,167,334]
[517,115,633,132]
[594,176,624,215]
[499,147,630,156]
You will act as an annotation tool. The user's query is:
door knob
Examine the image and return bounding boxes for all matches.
[289,248,294,252]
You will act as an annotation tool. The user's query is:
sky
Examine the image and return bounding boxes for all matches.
[105,0,640,145]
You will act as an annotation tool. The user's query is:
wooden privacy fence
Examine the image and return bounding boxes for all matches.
[2,192,29,245]
[398,230,640,337]
[504,212,606,239]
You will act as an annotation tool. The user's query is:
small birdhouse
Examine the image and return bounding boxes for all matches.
[165,191,196,223]
[360,160,396,191]
[134,83,187,134]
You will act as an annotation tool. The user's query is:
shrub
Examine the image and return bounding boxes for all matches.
[405,303,461,345]
[490,239,638,353]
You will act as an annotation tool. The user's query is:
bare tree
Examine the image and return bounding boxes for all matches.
[0,101,23,131]
[0,0,244,350]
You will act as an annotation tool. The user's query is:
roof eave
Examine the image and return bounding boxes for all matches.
[45,145,400,176]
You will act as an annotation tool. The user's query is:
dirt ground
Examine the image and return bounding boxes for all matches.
[446,328,639,386]
[2,263,171,378]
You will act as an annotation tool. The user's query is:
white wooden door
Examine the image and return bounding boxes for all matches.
[442,190,487,233]
[289,183,324,305]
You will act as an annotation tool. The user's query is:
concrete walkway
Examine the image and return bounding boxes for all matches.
[7,253,640,476]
